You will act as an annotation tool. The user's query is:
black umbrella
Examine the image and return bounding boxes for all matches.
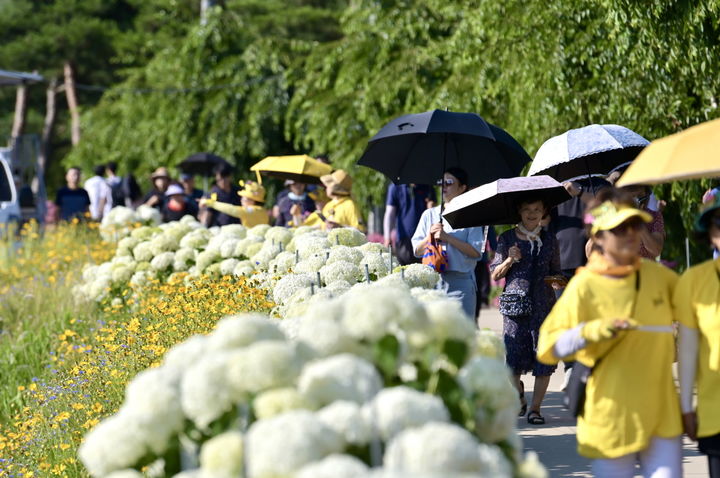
[442,176,571,228]
[358,110,531,190]
[179,153,233,177]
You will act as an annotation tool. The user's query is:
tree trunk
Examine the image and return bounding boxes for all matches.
[63,61,81,146]
[38,78,58,175]
[11,84,28,140]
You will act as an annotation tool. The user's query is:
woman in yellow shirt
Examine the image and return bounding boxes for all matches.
[676,197,720,477]
[200,180,270,228]
[537,189,682,477]
[296,170,365,232]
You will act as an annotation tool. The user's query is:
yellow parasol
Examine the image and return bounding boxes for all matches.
[616,117,720,186]
[250,155,332,184]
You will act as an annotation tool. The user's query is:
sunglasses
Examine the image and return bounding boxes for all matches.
[608,219,645,235]
[437,178,455,186]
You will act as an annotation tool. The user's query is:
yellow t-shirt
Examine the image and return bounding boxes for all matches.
[674,258,720,438]
[538,260,681,459]
[208,201,269,228]
[320,197,365,232]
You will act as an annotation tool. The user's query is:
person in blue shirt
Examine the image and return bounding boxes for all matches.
[384,183,435,265]
[412,168,485,319]
[55,167,91,222]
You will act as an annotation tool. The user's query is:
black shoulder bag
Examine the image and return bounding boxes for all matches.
[564,271,641,417]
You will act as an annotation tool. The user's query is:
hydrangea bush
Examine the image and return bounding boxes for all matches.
[79,282,546,478]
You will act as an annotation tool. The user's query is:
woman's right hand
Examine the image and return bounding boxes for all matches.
[508,243,522,263]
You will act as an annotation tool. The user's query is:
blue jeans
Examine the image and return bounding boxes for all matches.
[442,270,477,320]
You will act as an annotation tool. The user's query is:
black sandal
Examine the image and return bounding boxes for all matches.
[518,381,527,417]
[527,411,545,425]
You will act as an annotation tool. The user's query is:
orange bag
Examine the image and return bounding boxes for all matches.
[421,234,448,273]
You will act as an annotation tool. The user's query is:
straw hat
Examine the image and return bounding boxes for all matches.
[320,169,352,196]
[238,180,266,203]
[151,167,171,180]
[587,201,652,235]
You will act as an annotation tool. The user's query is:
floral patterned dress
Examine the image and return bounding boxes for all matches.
[490,228,560,376]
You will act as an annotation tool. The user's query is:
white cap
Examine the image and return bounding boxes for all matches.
[165,184,185,197]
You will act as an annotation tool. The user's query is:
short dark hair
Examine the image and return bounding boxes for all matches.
[444,167,468,186]
[213,163,233,177]
[106,161,118,174]
[67,166,81,173]
[515,197,549,212]
[93,164,106,177]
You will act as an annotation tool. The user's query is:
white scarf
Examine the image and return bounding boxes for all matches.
[516,223,543,255]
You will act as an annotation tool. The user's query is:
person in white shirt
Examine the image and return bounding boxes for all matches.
[84,164,113,220]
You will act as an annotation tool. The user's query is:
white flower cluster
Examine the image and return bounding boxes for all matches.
[80,281,544,478]
[99,205,162,241]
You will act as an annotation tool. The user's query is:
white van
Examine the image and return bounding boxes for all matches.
[0,150,21,226]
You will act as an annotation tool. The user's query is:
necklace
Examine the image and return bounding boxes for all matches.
[516,223,543,255]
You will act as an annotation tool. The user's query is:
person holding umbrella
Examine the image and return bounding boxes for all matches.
[537,188,682,476]
[676,197,720,477]
[411,168,485,319]
[489,195,562,424]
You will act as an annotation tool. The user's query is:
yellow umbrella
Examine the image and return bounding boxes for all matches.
[617,117,720,186]
[250,155,332,184]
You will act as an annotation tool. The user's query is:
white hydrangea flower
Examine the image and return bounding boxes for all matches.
[474,329,506,360]
[328,227,367,247]
[196,249,221,271]
[116,236,141,256]
[205,234,231,254]
[199,431,243,477]
[399,263,440,289]
[181,352,235,430]
[327,245,363,265]
[295,454,368,478]
[248,223,271,238]
[296,314,359,358]
[272,273,314,305]
[292,225,316,236]
[136,205,162,224]
[383,422,487,474]
[518,451,549,478]
[233,260,256,277]
[294,253,326,274]
[219,258,240,276]
[130,225,157,241]
[206,314,285,352]
[150,251,175,271]
[180,214,201,226]
[265,226,293,246]
[78,411,148,477]
[359,252,390,278]
[421,298,475,343]
[316,401,371,445]
[298,354,382,407]
[179,229,211,249]
[234,236,264,257]
[81,264,99,282]
[267,251,296,274]
[226,341,304,399]
[163,335,208,377]
[250,244,281,270]
[132,241,154,262]
[245,242,264,258]
[129,271,150,288]
[123,367,184,454]
[358,241,389,254]
[366,386,450,440]
[341,286,429,342]
[219,223,247,239]
[253,387,313,420]
[149,233,180,256]
[292,233,330,259]
[246,411,343,478]
[219,238,240,258]
[320,260,361,285]
[173,247,196,271]
[111,265,134,284]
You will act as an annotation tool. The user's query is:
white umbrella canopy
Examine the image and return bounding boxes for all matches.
[528,124,649,182]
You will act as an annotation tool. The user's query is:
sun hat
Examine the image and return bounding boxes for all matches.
[586,200,652,235]
[151,167,171,180]
[165,184,185,197]
[238,180,266,203]
[320,169,352,195]
[694,195,720,233]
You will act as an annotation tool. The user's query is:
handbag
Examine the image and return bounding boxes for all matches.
[498,291,532,317]
[421,234,448,273]
[564,271,641,417]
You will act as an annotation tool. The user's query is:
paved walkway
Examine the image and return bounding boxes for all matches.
[478,307,708,477]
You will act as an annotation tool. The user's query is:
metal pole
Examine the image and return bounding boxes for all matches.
[685,237,691,270]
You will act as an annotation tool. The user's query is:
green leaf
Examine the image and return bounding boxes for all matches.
[442,339,468,369]
[372,334,401,382]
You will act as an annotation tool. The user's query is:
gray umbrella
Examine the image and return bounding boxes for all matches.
[442,175,571,228]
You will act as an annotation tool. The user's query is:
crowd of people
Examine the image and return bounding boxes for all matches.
[51,152,720,477]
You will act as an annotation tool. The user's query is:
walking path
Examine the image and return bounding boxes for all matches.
[478,307,708,477]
